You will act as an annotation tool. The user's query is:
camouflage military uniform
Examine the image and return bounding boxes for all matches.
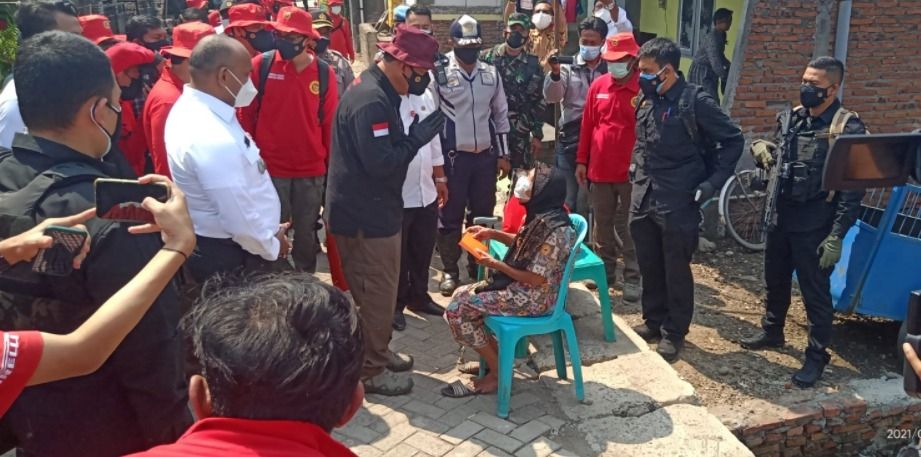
[480,44,547,169]
[320,48,355,98]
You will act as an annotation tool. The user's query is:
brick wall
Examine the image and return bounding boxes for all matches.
[731,1,921,140]
[714,381,921,457]
[839,0,921,134]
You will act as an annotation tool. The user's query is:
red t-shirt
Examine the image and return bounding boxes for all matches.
[143,68,185,178]
[0,330,43,417]
[328,15,354,61]
[126,417,358,457]
[118,99,149,177]
[239,52,338,178]
[576,72,639,183]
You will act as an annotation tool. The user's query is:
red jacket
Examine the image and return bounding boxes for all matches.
[576,72,639,183]
[0,331,42,417]
[143,68,184,177]
[118,99,148,176]
[328,14,354,61]
[125,417,357,457]
[239,52,338,178]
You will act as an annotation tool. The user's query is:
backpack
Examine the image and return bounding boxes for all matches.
[635,84,719,173]
[0,153,107,333]
[255,50,330,123]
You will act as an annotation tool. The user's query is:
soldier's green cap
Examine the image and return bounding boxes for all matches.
[507,12,531,29]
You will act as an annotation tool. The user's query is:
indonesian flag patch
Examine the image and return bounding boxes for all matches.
[372,122,389,138]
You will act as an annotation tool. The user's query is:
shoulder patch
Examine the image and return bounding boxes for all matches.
[309,80,320,95]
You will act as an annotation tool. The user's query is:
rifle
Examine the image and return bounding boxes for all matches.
[762,103,794,233]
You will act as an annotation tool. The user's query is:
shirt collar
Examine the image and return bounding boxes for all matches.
[813,98,841,125]
[366,65,402,108]
[184,85,236,123]
[11,133,114,172]
[178,418,356,457]
[661,73,687,102]
[607,71,639,91]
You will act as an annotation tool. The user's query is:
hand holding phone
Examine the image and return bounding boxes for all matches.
[32,225,89,276]
[95,178,171,223]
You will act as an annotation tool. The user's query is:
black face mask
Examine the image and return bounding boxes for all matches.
[248,29,276,52]
[454,47,480,65]
[637,69,665,98]
[139,63,161,85]
[276,37,305,60]
[143,39,169,52]
[506,30,526,49]
[314,36,331,54]
[120,77,143,101]
[800,83,830,109]
[405,69,431,96]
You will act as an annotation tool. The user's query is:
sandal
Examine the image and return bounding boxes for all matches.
[440,380,479,398]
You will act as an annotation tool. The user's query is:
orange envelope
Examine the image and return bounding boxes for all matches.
[459,233,489,260]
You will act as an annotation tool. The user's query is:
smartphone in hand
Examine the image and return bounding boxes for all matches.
[94,178,170,223]
[32,225,88,276]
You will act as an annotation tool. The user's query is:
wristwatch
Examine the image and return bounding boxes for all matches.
[434,177,448,184]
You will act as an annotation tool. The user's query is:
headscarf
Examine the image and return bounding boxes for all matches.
[505,163,571,270]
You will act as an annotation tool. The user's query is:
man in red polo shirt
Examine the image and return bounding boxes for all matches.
[325,0,354,62]
[126,274,363,457]
[576,32,642,303]
[239,7,337,273]
[106,42,156,176]
[143,22,215,177]
[225,3,276,57]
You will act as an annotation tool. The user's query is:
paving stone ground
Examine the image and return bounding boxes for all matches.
[314,253,753,457]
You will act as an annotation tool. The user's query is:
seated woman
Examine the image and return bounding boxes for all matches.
[442,164,575,397]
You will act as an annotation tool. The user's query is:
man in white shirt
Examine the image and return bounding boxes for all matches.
[165,34,289,283]
[0,0,83,149]
[393,88,448,331]
[593,0,632,38]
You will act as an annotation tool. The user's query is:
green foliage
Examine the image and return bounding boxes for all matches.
[0,5,16,81]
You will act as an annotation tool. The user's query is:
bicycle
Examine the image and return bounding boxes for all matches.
[717,168,769,251]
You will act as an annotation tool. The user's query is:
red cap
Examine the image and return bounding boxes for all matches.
[79,15,126,45]
[226,3,273,30]
[208,10,221,26]
[328,0,343,6]
[602,32,640,62]
[185,0,208,9]
[161,22,215,58]
[377,24,438,70]
[106,42,156,74]
[273,6,320,39]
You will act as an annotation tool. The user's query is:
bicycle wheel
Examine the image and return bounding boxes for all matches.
[720,169,768,251]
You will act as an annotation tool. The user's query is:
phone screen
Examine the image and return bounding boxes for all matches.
[32,226,88,276]
[94,179,170,223]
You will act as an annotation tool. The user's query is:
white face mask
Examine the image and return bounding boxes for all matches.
[513,174,532,201]
[532,12,552,31]
[223,69,258,108]
[330,5,342,15]
[221,18,229,28]
[608,62,631,79]
[593,6,612,24]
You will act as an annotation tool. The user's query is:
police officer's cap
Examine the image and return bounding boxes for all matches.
[450,15,482,46]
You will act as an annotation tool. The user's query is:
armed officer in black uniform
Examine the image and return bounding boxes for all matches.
[630,38,743,362]
[741,57,866,388]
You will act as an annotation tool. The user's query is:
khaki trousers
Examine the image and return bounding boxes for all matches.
[589,181,641,285]
[336,231,402,379]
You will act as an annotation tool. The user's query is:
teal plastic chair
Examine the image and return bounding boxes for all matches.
[479,214,587,418]
[487,237,616,343]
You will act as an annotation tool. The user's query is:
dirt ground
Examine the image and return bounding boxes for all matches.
[615,237,903,408]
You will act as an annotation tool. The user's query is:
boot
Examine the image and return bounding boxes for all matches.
[656,338,684,363]
[740,330,785,350]
[437,230,462,297]
[792,352,831,388]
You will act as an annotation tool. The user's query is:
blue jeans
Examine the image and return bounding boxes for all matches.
[555,142,589,217]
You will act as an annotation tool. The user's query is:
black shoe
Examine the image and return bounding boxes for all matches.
[439,274,458,297]
[407,297,444,316]
[792,353,831,388]
[657,338,683,363]
[392,312,406,331]
[632,324,662,343]
[740,331,785,350]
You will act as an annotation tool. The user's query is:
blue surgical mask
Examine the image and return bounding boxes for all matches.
[579,44,601,62]
[638,67,667,97]
[607,62,631,79]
